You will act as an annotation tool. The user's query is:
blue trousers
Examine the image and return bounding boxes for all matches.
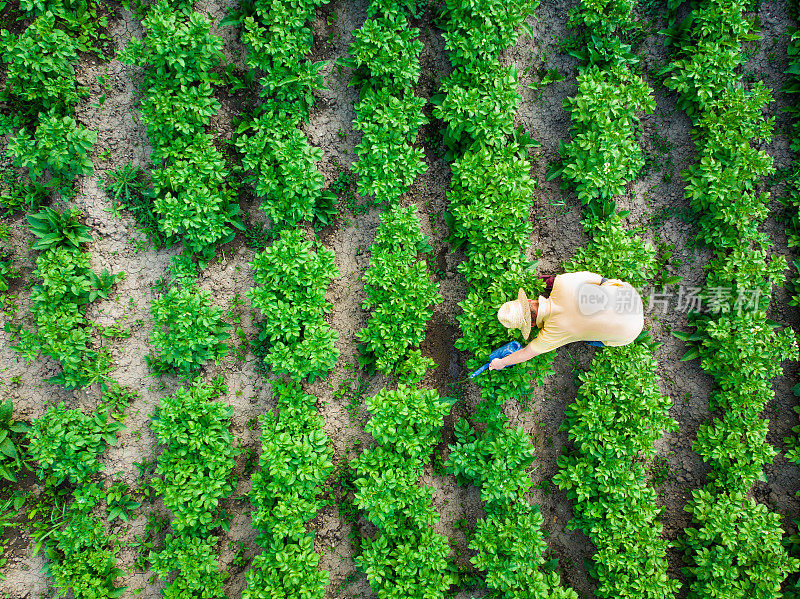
[585,341,605,347]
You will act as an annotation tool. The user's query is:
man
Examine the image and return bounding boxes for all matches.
[488,271,643,370]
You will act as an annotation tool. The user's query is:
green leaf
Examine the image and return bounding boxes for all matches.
[680,346,700,361]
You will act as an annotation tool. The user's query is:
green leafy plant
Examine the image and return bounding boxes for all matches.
[659,0,799,595]
[131,511,168,570]
[148,377,237,597]
[148,283,231,374]
[471,503,579,598]
[680,489,798,599]
[103,163,164,246]
[346,7,427,204]
[0,159,30,213]
[45,507,126,599]
[660,0,757,118]
[243,381,333,599]
[440,0,533,68]
[434,62,520,150]
[680,84,774,248]
[232,0,330,118]
[563,210,657,289]
[120,0,241,257]
[149,532,227,598]
[249,229,339,382]
[28,403,124,487]
[0,13,83,114]
[436,0,577,595]
[553,61,654,205]
[448,419,537,507]
[27,207,92,251]
[105,480,141,523]
[231,0,331,230]
[149,377,238,532]
[234,104,327,226]
[0,400,30,482]
[352,87,427,202]
[0,497,21,579]
[357,527,452,599]
[358,205,441,375]
[0,257,10,296]
[0,6,98,212]
[7,112,96,200]
[346,14,423,91]
[26,389,129,599]
[11,221,122,389]
[19,0,111,56]
[353,384,455,599]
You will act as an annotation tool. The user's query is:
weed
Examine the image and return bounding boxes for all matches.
[648,455,671,486]
[228,540,249,568]
[245,223,272,252]
[335,366,368,421]
[131,511,169,569]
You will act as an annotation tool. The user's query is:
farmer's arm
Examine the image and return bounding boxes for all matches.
[489,329,563,370]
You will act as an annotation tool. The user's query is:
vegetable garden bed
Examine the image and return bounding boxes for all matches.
[0,0,799,597]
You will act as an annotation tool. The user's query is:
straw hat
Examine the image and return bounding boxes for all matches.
[497,288,532,340]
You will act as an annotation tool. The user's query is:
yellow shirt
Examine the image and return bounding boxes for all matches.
[527,271,644,354]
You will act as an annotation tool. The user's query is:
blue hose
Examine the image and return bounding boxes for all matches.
[469,341,522,378]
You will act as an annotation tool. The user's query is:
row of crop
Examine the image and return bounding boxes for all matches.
[120,0,241,259]
[343,3,452,595]
[0,2,120,387]
[6,208,122,388]
[352,384,453,598]
[347,0,439,381]
[357,194,440,380]
[147,254,231,376]
[26,384,136,598]
[120,3,239,595]
[228,0,334,228]
[349,0,430,380]
[242,381,333,599]
[661,0,798,595]
[0,2,101,212]
[242,230,337,597]
[548,2,681,597]
[344,0,426,203]
[248,230,338,382]
[232,0,340,381]
[780,6,800,597]
[146,377,238,596]
[1,6,132,592]
[351,219,447,596]
[226,2,339,594]
[242,235,337,598]
[436,0,576,596]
